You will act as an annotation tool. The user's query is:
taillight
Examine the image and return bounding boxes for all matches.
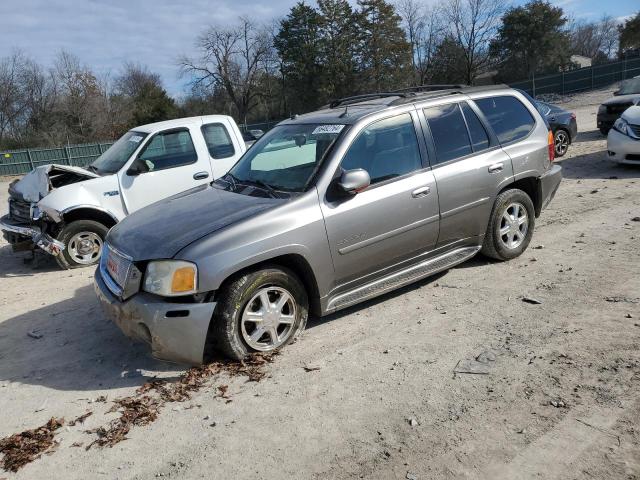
[570,112,576,119]
[548,130,555,162]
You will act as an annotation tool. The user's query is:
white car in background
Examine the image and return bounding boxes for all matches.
[607,105,640,165]
[1,115,247,268]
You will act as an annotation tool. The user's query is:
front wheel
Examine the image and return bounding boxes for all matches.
[211,266,309,360]
[481,189,535,261]
[55,220,108,269]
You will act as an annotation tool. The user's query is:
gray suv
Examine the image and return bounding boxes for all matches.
[94,85,562,365]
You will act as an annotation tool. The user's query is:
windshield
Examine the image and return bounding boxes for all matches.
[618,78,640,95]
[90,131,148,174]
[218,123,345,196]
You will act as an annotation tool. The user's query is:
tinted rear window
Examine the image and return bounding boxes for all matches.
[475,96,535,144]
[424,103,472,164]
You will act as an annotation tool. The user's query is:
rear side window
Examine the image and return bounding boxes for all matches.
[202,123,235,159]
[461,102,489,152]
[474,96,535,144]
[341,113,422,184]
[424,103,471,164]
[138,129,198,171]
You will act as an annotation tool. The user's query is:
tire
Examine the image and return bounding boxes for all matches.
[211,266,309,360]
[55,220,108,269]
[481,189,535,261]
[599,127,609,136]
[554,129,570,157]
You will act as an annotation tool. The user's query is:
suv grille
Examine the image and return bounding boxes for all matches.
[9,199,31,223]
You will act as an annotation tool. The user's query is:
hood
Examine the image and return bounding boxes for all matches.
[107,184,284,260]
[9,164,98,203]
[622,105,640,124]
[602,94,640,106]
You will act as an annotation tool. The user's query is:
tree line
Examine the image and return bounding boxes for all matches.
[2,0,640,150]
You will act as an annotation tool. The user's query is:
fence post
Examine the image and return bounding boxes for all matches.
[591,66,594,89]
[561,71,565,96]
[64,146,71,166]
[26,149,35,170]
[98,143,105,154]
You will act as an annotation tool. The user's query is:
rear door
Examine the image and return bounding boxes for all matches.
[421,100,513,247]
[118,127,211,213]
[320,112,440,288]
[201,119,244,178]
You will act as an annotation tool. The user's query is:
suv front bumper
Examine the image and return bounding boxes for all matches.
[94,268,217,365]
[0,214,64,255]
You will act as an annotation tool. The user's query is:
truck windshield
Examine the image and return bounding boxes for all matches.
[90,131,148,174]
[617,78,640,95]
[220,123,345,195]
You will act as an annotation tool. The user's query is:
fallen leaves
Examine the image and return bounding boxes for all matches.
[68,411,92,427]
[0,418,64,472]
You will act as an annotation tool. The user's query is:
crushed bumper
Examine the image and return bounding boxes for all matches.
[0,214,64,255]
[539,164,562,210]
[94,269,217,365]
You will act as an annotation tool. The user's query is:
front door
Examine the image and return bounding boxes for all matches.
[321,112,440,290]
[118,127,213,213]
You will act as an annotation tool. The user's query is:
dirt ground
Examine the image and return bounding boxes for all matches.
[0,87,639,480]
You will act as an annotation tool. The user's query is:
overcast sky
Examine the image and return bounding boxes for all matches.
[1,0,638,96]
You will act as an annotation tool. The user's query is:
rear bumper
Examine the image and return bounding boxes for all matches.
[0,215,64,255]
[93,269,217,365]
[539,165,562,210]
[606,130,640,165]
[568,119,578,141]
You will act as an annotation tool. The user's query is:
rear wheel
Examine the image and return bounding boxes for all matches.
[211,266,308,360]
[481,189,535,261]
[55,220,108,269]
[554,129,570,157]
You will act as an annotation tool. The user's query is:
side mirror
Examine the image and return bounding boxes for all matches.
[126,158,149,176]
[337,169,370,195]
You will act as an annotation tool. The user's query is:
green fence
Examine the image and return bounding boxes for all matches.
[509,56,640,97]
[0,142,114,176]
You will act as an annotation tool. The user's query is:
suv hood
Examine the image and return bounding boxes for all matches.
[107,185,284,261]
[9,164,98,203]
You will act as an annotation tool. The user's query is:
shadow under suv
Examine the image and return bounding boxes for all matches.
[94,85,562,365]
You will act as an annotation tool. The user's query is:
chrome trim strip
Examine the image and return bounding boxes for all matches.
[440,197,490,219]
[338,214,440,255]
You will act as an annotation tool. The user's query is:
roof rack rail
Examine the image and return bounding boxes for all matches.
[329,93,408,109]
[392,84,467,93]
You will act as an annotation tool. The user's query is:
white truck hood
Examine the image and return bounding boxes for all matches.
[9,164,98,203]
[622,105,640,124]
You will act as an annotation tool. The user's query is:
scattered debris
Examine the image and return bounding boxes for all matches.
[625,313,633,319]
[605,296,639,304]
[522,297,543,305]
[27,330,43,340]
[590,189,599,194]
[408,418,418,427]
[303,365,321,372]
[550,400,566,408]
[70,442,83,448]
[69,411,93,426]
[532,245,544,249]
[631,217,640,222]
[0,418,64,472]
[406,472,418,480]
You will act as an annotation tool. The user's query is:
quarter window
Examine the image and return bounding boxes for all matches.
[138,129,197,171]
[461,102,490,152]
[341,113,422,184]
[474,95,536,144]
[201,123,235,159]
[424,103,472,164]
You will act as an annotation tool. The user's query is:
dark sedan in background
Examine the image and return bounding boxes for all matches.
[536,101,578,157]
[596,77,640,135]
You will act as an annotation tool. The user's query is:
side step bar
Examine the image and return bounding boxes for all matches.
[327,246,481,312]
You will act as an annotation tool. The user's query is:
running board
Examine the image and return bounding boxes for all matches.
[327,246,481,311]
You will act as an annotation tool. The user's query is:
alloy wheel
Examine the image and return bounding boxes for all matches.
[499,202,528,249]
[240,286,297,351]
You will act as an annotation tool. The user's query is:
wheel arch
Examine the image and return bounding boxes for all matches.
[61,207,118,229]
[499,176,542,217]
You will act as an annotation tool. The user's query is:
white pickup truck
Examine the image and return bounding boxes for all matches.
[1,115,247,268]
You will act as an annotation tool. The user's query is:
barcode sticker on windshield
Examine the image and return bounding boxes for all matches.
[312,124,345,135]
[129,135,143,143]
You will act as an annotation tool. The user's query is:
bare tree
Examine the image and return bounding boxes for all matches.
[569,15,620,61]
[442,0,503,84]
[180,17,271,123]
[0,52,29,146]
[396,0,424,83]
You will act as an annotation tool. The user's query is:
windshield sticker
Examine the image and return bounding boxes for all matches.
[129,135,144,143]
[312,124,345,135]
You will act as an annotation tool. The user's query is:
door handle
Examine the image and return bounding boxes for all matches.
[488,163,504,173]
[411,186,431,198]
[193,171,209,180]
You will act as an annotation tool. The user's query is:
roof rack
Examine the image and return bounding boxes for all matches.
[329,93,408,109]
[392,84,467,93]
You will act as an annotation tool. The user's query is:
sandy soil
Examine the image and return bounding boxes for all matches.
[0,88,639,480]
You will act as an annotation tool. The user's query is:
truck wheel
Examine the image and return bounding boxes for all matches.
[211,266,308,360]
[481,189,535,261]
[55,220,108,269]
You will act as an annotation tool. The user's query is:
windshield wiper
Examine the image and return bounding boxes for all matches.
[218,172,238,191]
[86,165,99,174]
[252,179,281,198]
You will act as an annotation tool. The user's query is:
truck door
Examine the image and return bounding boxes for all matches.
[118,126,213,213]
[201,120,245,179]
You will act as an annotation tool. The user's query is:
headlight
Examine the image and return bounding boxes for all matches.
[143,260,198,296]
[613,117,629,136]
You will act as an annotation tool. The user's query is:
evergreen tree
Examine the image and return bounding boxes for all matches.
[355,0,412,91]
